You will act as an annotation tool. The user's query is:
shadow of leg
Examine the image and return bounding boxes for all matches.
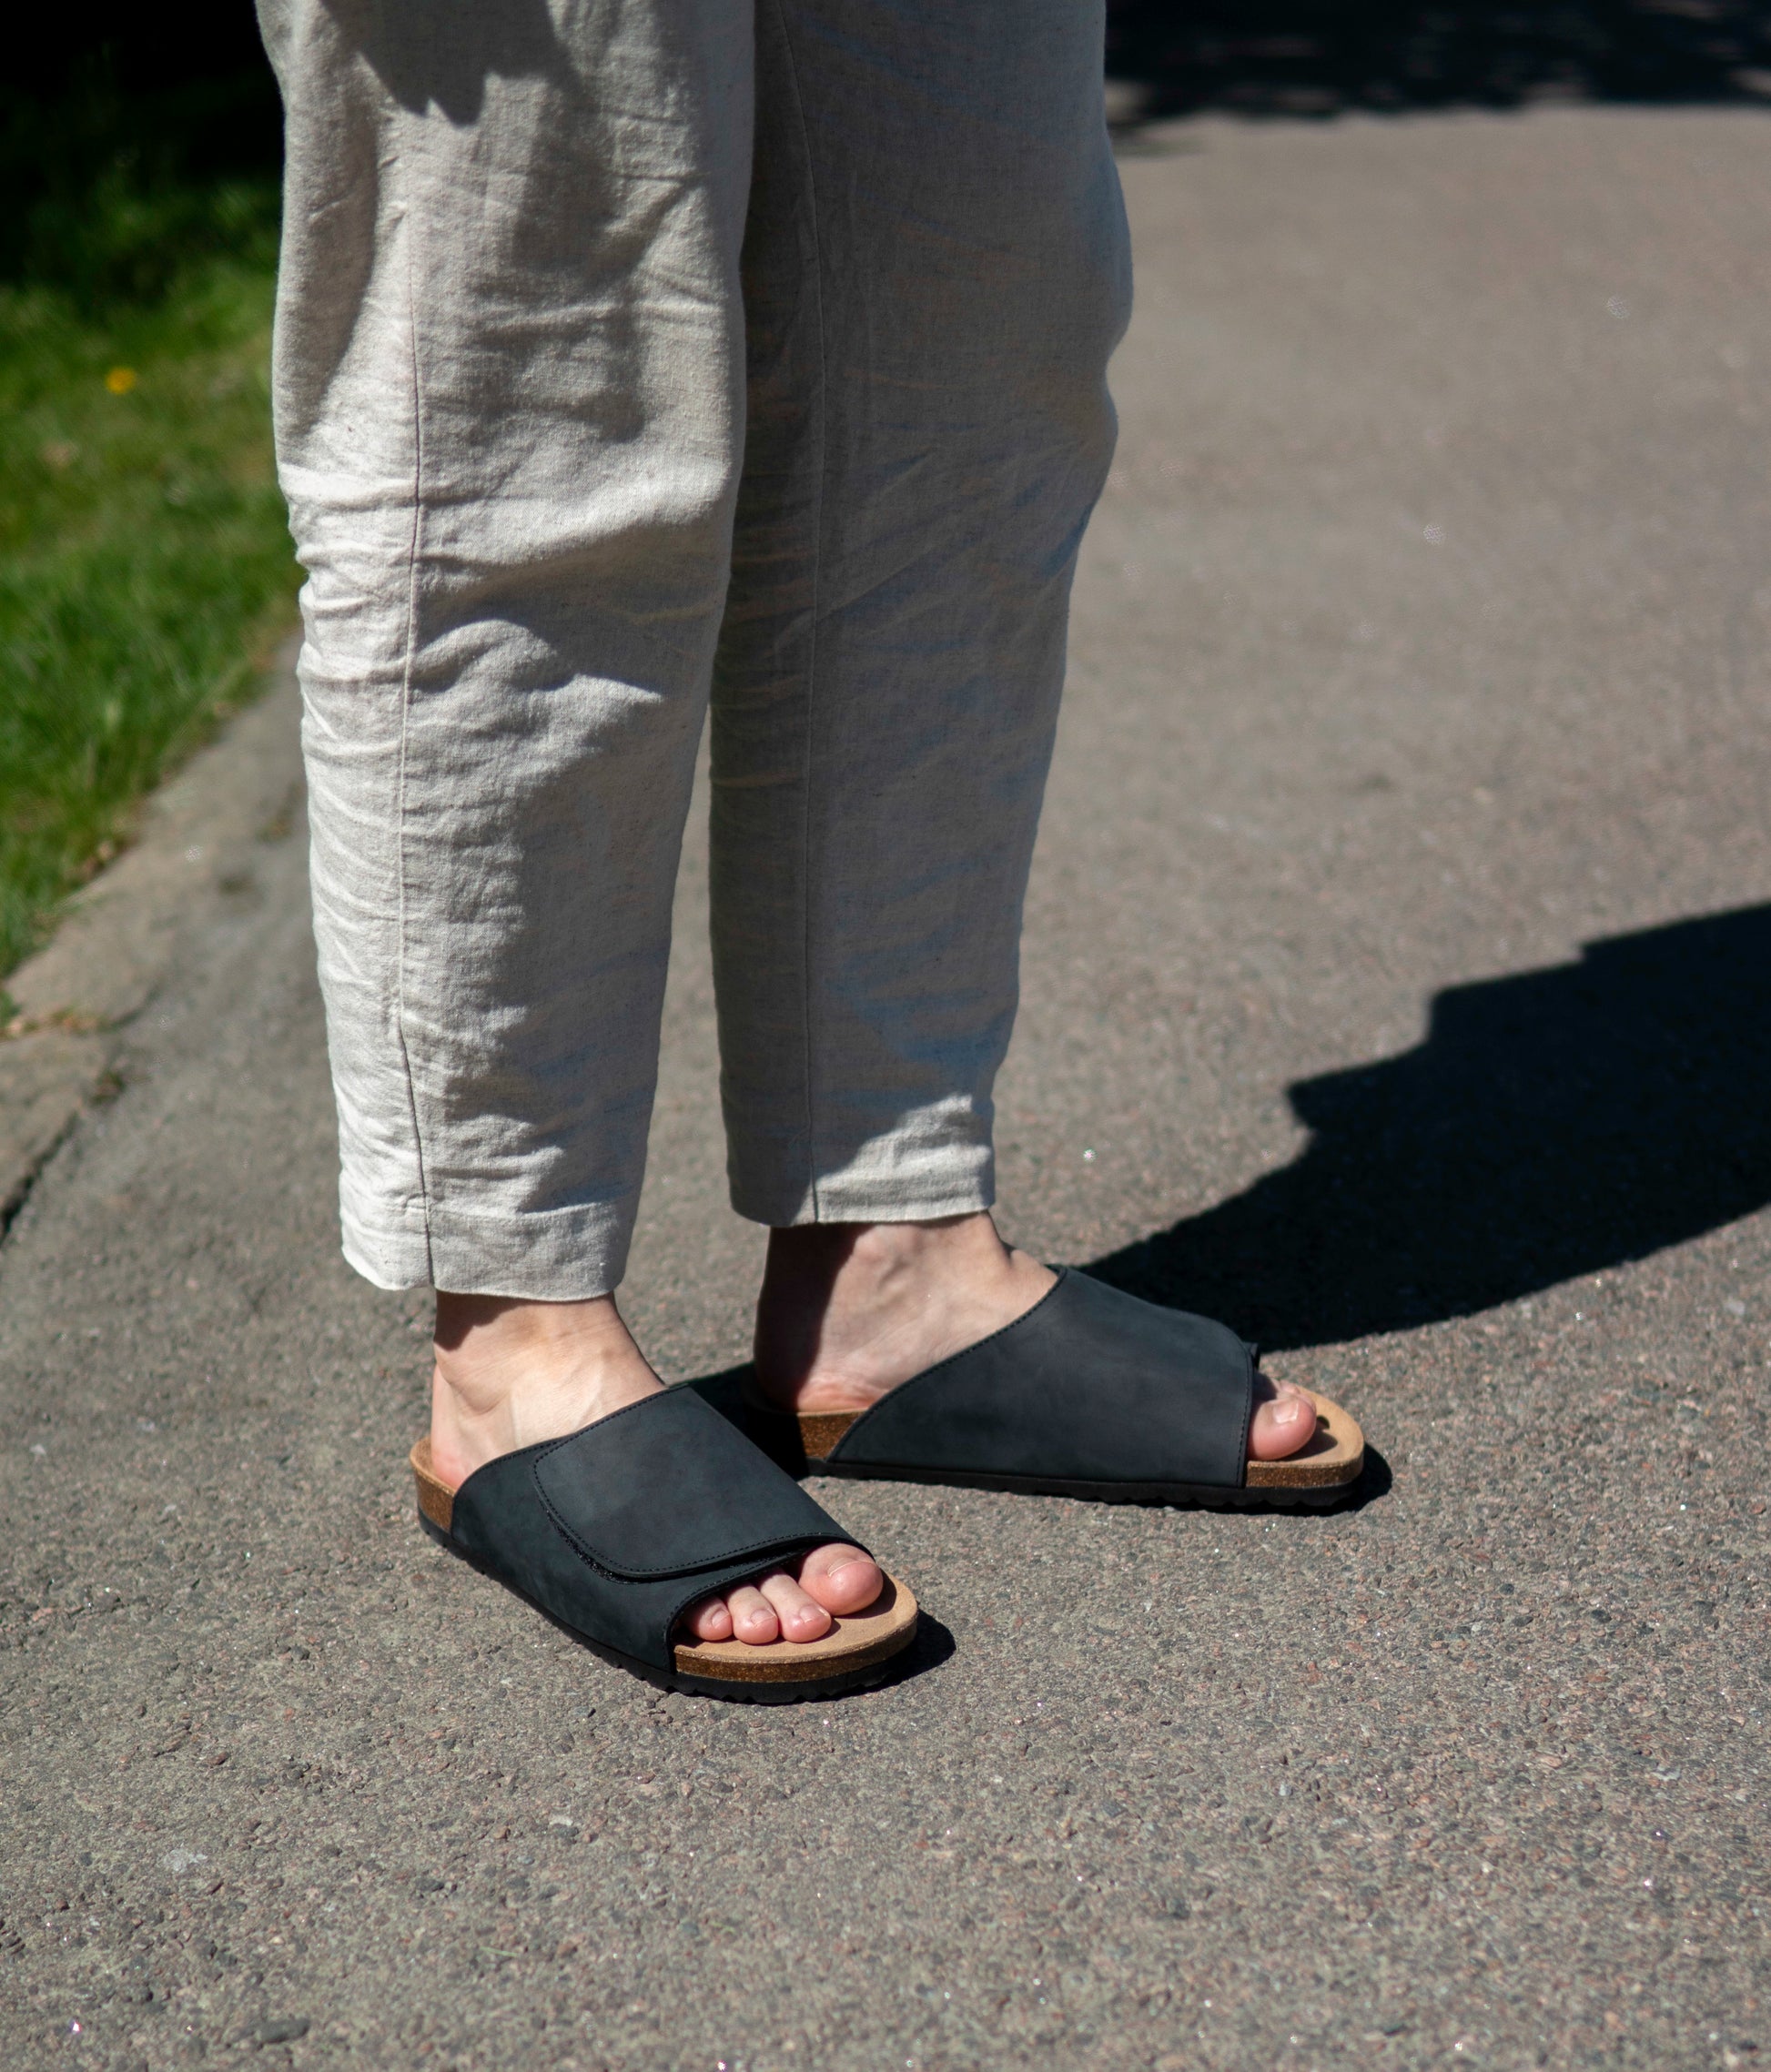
[1088,904,1771,1350]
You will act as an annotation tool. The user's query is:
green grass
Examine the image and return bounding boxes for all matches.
[0,239,299,980]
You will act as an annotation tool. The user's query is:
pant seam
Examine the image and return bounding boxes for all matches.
[392,157,435,1280]
[766,0,828,1224]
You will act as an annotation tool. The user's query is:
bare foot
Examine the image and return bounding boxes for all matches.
[430,1292,883,1647]
[751,1213,1319,1461]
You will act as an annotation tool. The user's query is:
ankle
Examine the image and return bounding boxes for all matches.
[753,1213,1047,1409]
[761,1212,1008,1303]
[429,1293,661,1482]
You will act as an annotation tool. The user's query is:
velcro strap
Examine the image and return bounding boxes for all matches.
[531,1385,850,1581]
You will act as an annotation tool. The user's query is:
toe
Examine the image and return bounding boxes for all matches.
[724,1582,782,1645]
[759,1568,834,1643]
[1250,1379,1319,1461]
[682,1592,734,1642]
[797,1541,884,1617]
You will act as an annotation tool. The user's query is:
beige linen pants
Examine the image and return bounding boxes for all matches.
[258,0,1130,1299]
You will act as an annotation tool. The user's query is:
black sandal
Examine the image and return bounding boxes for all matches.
[410,1386,919,1701]
[744,1267,1363,1507]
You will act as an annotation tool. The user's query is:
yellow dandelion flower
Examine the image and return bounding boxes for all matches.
[105,367,138,395]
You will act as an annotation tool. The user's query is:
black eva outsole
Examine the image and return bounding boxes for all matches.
[417,1511,916,1704]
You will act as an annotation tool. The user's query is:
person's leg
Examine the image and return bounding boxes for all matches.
[712,0,1126,1232]
[258,0,879,1640]
[712,0,1316,1460]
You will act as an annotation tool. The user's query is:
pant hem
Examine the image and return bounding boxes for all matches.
[728,1157,996,1230]
[339,1194,637,1299]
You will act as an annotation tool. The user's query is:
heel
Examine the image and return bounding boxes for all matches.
[409,1436,455,1532]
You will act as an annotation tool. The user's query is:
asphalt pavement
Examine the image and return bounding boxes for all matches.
[3,106,1769,2072]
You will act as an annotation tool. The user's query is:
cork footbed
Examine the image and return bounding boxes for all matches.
[772,1387,1364,1494]
[1243,1391,1363,1489]
[409,1438,919,1685]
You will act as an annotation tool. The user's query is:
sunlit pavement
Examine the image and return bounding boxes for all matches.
[4,106,1768,2071]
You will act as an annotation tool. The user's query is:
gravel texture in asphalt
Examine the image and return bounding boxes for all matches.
[3,106,1768,2072]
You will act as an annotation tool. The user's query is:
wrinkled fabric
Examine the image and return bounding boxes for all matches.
[258,0,1130,1298]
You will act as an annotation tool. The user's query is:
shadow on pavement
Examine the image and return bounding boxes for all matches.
[1087,903,1771,1350]
[872,1611,957,1689]
[1107,2,1771,122]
